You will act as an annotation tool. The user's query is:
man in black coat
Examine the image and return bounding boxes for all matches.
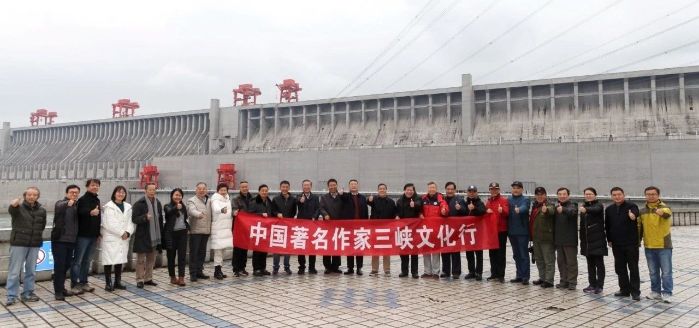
[131,183,164,289]
[72,179,102,294]
[319,179,344,274]
[396,183,423,278]
[296,179,321,274]
[605,186,641,301]
[367,183,397,276]
[340,179,369,275]
[232,180,253,277]
[6,187,47,306]
[247,184,274,276]
[272,180,298,275]
[554,187,579,290]
[441,182,467,279]
[464,185,487,280]
[51,184,81,300]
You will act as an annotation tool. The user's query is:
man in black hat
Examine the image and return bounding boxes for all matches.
[463,185,486,280]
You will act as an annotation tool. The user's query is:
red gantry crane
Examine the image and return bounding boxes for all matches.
[30,109,58,126]
[217,163,237,189]
[112,99,140,118]
[139,164,160,189]
[233,84,261,106]
[276,79,302,103]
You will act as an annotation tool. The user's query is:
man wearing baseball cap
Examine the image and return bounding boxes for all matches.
[508,181,531,285]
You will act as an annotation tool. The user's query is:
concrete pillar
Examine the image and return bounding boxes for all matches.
[485,90,491,123]
[428,95,433,124]
[289,107,293,131]
[679,73,686,111]
[330,103,336,130]
[345,102,350,129]
[259,107,268,138]
[302,105,307,129]
[208,99,220,151]
[624,78,630,114]
[0,122,10,156]
[246,109,252,142]
[651,76,657,111]
[410,97,415,127]
[273,105,279,137]
[461,74,475,142]
[527,86,533,121]
[550,84,555,120]
[446,93,452,121]
[377,100,382,128]
[393,98,398,131]
[316,104,321,132]
[361,101,366,128]
[506,88,511,123]
[598,80,604,116]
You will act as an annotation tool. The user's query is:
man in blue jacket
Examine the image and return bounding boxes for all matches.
[508,181,531,285]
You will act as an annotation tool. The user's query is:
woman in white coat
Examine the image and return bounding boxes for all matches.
[210,183,233,280]
[100,186,135,291]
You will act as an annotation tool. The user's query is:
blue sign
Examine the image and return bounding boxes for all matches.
[35,241,54,272]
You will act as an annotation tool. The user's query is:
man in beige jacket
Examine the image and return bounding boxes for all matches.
[187,182,212,282]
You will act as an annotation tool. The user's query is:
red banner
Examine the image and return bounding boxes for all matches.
[233,212,500,256]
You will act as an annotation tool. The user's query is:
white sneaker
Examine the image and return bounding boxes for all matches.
[661,294,673,303]
[646,292,662,300]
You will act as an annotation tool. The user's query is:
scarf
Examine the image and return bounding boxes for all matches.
[146,197,161,247]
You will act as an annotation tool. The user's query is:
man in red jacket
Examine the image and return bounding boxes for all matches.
[486,182,510,283]
[421,182,448,278]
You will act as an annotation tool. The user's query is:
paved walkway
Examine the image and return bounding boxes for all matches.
[1,226,698,328]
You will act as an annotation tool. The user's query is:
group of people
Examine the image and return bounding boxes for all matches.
[5,178,675,306]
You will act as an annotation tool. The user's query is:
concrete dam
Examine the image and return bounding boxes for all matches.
[1,65,699,209]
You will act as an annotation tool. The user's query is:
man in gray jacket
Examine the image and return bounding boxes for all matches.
[187,182,212,282]
[554,187,579,290]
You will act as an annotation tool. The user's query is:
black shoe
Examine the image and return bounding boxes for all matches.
[105,283,114,292]
[241,270,249,276]
[556,283,569,289]
[263,270,272,276]
[309,268,318,274]
[55,293,65,301]
[324,270,333,274]
[475,274,482,281]
[453,273,461,279]
[63,289,76,297]
[253,270,264,277]
[144,280,158,286]
[333,269,343,274]
[272,270,279,275]
[285,268,292,275]
[510,278,523,283]
[298,269,305,275]
[233,271,241,277]
[190,276,198,282]
[136,282,144,289]
[356,269,363,276]
[541,282,554,288]
[399,273,408,278]
[632,294,641,301]
[114,283,127,290]
[214,266,225,280]
[521,280,529,285]
[532,279,543,285]
[614,291,630,297]
[412,274,420,279]
[439,273,450,278]
[464,273,476,280]
[344,270,354,275]
[486,276,497,281]
[197,273,210,280]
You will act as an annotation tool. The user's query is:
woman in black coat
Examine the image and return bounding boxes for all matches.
[579,187,607,294]
[163,188,189,286]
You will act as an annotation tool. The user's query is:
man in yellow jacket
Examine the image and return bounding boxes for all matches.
[639,186,673,303]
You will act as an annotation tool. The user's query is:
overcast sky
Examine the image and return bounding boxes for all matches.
[2,0,698,127]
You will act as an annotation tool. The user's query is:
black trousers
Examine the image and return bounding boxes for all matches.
[441,252,461,275]
[298,255,316,270]
[167,230,188,277]
[346,256,363,270]
[252,251,268,271]
[586,255,606,289]
[400,255,418,275]
[189,234,209,276]
[52,241,74,295]
[232,247,248,272]
[466,250,484,274]
[323,256,341,271]
[489,232,508,278]
[612,245,639,295]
